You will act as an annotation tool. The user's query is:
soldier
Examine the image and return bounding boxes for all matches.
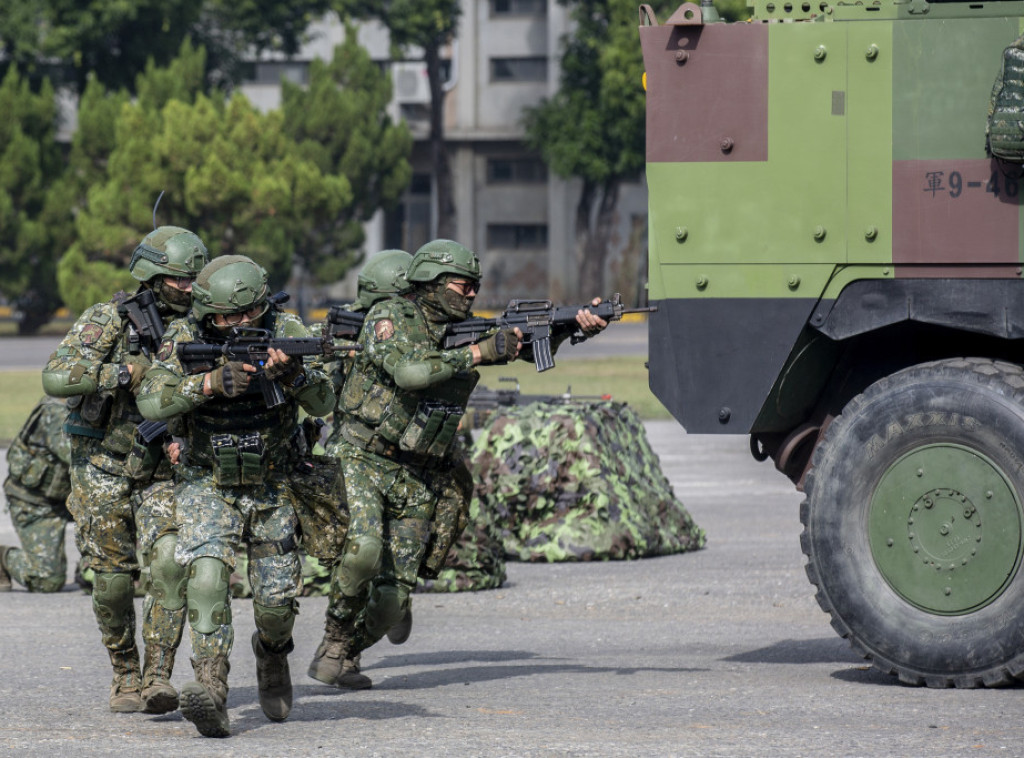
[137,255,334,738]
[41,226,208,714]
[0,397,72,593]
[307,239,607,689]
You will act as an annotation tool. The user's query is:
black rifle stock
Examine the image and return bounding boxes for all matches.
[325,305,366,340]
[117,288,165,357]
[443,293,656,372]
[177,327,361,407]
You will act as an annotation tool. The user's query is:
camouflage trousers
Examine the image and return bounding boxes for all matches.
[67,436,183,654]
[174,466,302,659]
[2,490,71,592]
[326,442,437,652]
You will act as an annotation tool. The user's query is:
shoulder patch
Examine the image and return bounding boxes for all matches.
[374,319,396,341]
[157,339,175,361]
[79,323,104,345]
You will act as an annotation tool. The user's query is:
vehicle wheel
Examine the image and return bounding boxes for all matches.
[801,358,1024,688]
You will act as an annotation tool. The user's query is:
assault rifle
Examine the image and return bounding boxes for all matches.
[177,326,361,408]
[443,293,657,372]
[325,305,365,340]
[117,288,165,357]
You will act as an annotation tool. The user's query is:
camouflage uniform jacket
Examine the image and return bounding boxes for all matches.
[42,292,170,469]
[337,297,480,466]
[137,311,334,471]
[4,397,71,506]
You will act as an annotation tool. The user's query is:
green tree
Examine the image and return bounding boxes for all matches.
[0,66,66,333]
[281,24,413,281]
[58,43,354,313]
[333,0,460,239]
[524,0,674,299]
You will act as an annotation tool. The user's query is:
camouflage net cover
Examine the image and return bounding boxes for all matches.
[471,399,706,563]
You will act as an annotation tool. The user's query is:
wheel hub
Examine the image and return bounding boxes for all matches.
[869,443,1023,615]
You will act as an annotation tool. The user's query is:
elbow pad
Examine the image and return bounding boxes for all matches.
[393,357,456,390]
[136,374,197,420]
[42,366,98,397]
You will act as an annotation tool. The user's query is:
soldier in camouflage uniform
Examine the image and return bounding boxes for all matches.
[307,239,607,690]
[137,255,334,738]
[0,397,72,593]
[41,226,208,714]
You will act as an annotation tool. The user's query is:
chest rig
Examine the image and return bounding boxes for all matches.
[340,299,478,465]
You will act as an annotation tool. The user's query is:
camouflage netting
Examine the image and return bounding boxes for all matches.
[473,399,706,563]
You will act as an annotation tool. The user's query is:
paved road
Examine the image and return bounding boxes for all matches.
[2,425,1024,756]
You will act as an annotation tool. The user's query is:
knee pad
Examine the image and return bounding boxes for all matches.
[186,557,231,634]
[148,534,187,611]
[92,572,135,628]
[365,583,409,639]
[253,600,297,647]
[334,534,383,598]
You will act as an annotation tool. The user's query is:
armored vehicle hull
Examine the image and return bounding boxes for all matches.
[642,0,1024,686]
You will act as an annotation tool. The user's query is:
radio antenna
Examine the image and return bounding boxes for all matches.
[152,190,165,230]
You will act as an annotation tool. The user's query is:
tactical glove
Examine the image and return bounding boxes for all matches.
[208,362,251,397]
[264,354,304,386]
[477,329,519,364]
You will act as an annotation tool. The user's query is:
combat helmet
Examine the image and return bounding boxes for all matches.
[356,249,413,309]
[407,239,481,284]
[130,226,209,283]
[191,255,270,323]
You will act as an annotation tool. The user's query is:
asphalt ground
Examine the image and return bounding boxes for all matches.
[3,424,1024,756]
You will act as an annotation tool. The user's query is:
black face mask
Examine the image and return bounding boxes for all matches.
[154,277,192,313]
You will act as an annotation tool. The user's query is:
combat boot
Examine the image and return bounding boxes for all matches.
[307,616,372,690]
[141,643,179,714]
[0,547,11,592]
[108,647,143,713]
[386,606,413,645]
[179,656,231,738]
[251,632,294,721]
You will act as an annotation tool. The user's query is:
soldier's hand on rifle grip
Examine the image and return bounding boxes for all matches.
[577,297,608,338]
[474,328,522,365]
[205,361,256,398]
[264,347,304,386]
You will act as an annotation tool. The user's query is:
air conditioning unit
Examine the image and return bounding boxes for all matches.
[393,62,431,105]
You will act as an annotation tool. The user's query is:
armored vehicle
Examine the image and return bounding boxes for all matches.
[641,0,1024,687]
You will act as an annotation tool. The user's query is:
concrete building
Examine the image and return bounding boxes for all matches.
[240,0,648,308]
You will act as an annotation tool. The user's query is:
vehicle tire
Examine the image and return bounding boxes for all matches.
[801,357,1024,688]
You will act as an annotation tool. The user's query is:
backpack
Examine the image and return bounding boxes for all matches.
[987,37,1024,162]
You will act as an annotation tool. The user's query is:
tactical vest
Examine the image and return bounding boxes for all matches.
[988,37,1024,162]
[182,313,302,484]
[339,299,479,462]
[5,398,72,504]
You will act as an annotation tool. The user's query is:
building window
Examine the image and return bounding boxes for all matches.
[245,61,310,86]
[492,0,547,15]
[490,57,548,83]
[487,157,548,184]
[487,223,549,250]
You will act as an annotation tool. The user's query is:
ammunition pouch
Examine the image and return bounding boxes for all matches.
[210,432,266,487]
[7,445,71,502]
[289,456,349,563]
[398,400,465,458]
[124,431,160,482]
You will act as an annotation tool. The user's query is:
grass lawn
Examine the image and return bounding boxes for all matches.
[0,357,670,445]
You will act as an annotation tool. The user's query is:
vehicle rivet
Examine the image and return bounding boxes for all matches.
[695,274,708,290]
[939,525,949,535]
[972,549,977,555]
[675,226,688,241]
[962,558,968,565]
[813,225,826,241]
[909,531,915,538]
[924,498,933,508]
[675,50,689,64]
[865,225,878,241]
[718,407,731,423]
[916,468,924,477]
[986,490,993,499]
[912,505,919,511]
[814,45,827,61]
[788,275,800,290]
[914,547,920,553]
[887,539,894,547]
[720,138,734,153]
[882,267,891,275]
[865,44,879,61]
[944,587,952,596]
